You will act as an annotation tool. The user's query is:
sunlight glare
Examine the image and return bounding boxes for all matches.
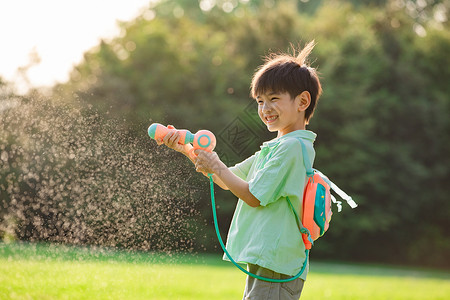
[0,0,153,90]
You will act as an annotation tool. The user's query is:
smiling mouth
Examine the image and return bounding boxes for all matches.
[265,115,278,124]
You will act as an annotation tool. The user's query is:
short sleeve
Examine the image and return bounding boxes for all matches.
[229,153,257,180]
[248,140,306,206]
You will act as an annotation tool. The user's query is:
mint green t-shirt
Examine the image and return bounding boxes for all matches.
[224,130,316,280]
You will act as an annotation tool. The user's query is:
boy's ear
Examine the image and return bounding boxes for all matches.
[296,91,311,112]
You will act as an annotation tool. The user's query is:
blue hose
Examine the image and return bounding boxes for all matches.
[208,174,308,282]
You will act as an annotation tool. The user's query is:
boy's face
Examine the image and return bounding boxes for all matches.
[255,91,307,136]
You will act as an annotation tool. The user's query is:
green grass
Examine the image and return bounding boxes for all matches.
[1,243,449,299]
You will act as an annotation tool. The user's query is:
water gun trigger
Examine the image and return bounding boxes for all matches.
[187,145,197,160]
[187,147,209,160]
[188,147,210,176]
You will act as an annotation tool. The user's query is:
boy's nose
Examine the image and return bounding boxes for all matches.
[262,102,273,113]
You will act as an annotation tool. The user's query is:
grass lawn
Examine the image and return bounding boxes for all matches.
[1,242,449,299]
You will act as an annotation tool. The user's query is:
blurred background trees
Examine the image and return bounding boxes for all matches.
[2,0,449,268]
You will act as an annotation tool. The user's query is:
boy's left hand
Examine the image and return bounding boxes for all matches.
[193,150,225,175]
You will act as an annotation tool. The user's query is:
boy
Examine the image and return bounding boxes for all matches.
[157,41,322,300]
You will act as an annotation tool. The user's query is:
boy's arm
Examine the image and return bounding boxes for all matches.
[194,150,260,207]
[209,173,229,190]
[214,167,260,207]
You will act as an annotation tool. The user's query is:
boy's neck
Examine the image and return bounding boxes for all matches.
[277,123,307,138]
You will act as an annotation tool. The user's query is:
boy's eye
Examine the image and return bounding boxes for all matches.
[270,97,278,101]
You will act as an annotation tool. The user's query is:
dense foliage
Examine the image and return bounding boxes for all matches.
[2,0,449,267]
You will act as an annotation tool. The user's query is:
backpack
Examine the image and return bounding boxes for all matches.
[294,138,358,250]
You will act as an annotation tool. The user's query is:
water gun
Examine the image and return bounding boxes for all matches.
[147,123,216,159]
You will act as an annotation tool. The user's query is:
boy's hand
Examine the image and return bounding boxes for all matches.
[194,149,225,175]
[156,125,192,154]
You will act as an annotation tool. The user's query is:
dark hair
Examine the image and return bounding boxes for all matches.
[251,41,322,123]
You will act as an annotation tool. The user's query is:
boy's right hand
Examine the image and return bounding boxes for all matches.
[156,125,193,155]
